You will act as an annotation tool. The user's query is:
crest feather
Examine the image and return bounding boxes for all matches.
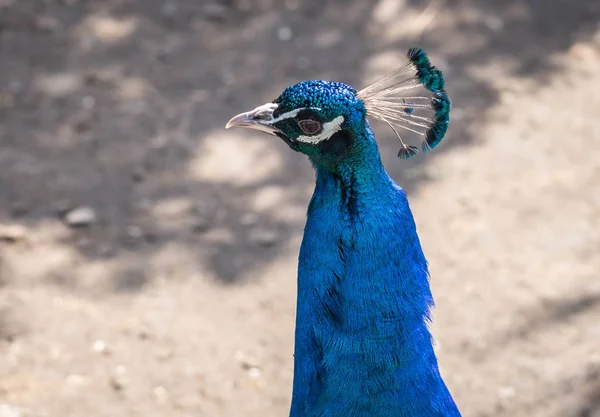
[357,48,451,159]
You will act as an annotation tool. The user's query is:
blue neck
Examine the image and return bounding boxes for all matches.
[290,128,461,416]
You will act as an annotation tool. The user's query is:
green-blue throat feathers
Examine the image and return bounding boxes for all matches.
[225,48,459,416]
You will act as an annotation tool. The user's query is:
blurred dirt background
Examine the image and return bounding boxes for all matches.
[0,0,599,416]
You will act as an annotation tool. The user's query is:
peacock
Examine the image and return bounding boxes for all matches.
[226,48,460,416]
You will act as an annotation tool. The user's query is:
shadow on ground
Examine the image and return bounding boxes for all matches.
[0,1,599,415]
[1,0,598,285]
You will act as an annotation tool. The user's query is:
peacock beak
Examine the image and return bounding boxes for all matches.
[225,102,280,136]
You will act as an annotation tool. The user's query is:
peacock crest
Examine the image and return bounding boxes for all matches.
[357,48,451,159]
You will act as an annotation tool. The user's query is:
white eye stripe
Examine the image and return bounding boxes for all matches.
[270,107,322,123]
[295,115,345,144]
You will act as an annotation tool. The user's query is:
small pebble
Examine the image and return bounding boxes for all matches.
[277,26,293,42]
[110,374,127,392]
[127,225,143,240]
[153,386,169,404]
[65,206,97,227]
[82,95,95,109]
[192,217,211,233]
[0,224,27,242]
[0,404,20,417]
[66,374,89,387]
[131,167,146,182]
[235,351,261,374]
[115,364,127,375]
[93,339,108,354]
[154,347,173,361]
[249,228,279,247]
[484,16,504,33]
[136,327,152,340]
[237,352,262,378]
[498,385,516,398]
[247,366,262,379]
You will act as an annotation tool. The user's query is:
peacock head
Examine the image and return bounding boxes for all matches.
[226,48,451,167]
[226,80,368,166]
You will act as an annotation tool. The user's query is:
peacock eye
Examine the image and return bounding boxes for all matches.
[297,119,322,135]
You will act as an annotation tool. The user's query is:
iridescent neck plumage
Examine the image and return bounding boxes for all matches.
[291,127,461,416]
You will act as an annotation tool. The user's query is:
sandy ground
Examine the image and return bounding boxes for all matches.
[1,0,600,416]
